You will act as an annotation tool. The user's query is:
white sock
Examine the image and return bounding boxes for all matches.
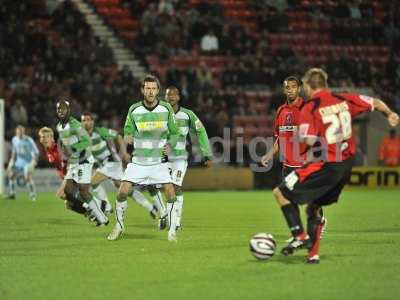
[8,179,16,195]
[115,200,128,230]
[167,201,178,235]
[132,189,154,212]
[88,198,108,224]
[176,195,184,227]
[27,179,36,197]
[92,194,102,209]
[93,184,109,204]
[153,190,166,217]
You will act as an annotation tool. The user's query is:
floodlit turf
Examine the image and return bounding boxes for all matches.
[0,190,399,300]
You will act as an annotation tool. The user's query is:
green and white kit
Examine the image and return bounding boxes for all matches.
[90,127,123,180]
[169,107,211,186]
[123,100,180,185]
[56,117,94,184]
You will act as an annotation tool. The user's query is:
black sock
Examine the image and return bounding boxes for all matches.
[66,193,86,215]
[281,203,304,238]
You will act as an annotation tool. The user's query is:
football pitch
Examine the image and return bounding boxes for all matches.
[0,190,399,300]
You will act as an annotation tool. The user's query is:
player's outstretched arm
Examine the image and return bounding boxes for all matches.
[188,110,212,163]
[373,98,399,127]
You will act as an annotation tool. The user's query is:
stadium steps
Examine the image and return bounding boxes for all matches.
[69,0,146,79]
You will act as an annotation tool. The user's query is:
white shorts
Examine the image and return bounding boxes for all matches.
[170,159,188,186]
[65,163,93,184]
[95,161,123,181]
[122,162,172,185]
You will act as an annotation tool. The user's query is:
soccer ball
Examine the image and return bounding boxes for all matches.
[249,233,276,260]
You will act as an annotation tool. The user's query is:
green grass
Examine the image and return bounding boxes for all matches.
[0,190,399,300]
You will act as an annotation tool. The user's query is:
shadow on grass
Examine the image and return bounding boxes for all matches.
[247,255,304,265]
[40,218,83,226]
[129,223,158,230]
[123,233,159,240]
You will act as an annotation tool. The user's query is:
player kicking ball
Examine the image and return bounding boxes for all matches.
[261,77,327,241]
[7,125,39,201]
[273,68,399,264]
[107,75,181,242]
[56,98,109,226]
[164,86,212,230]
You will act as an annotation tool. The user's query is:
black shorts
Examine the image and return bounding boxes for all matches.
[282,166,296,180]
[279,157,354,206]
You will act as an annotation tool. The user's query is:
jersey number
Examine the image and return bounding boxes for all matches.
[322,111,352,144]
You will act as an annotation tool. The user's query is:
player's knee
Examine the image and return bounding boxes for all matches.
[118,182,131,198]
[164,184,175,198]
[272,187,280,199]
[306,203,321,219]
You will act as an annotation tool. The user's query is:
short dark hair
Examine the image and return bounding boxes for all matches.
[81,112,94,119]
[302,68,328,89]
[142,74,160,89]
[283,76,302,87]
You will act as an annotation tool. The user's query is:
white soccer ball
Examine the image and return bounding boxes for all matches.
[249,233,276,260]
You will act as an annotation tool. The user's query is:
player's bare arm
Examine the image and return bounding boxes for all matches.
[372,98,399,127]
[261,139,279,167]
[116,134,130,163]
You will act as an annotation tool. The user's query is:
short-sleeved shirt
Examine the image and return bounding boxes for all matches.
[274,98,306,167]
[299,89,374,162]
[12,135,39,163]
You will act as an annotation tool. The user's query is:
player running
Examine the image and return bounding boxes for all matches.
[261,77,327,239]
[165,86,212,230]
[81,112,158,218]
[272,68,399,264]
[38,126,87,216]
[107,75,181,242]
[56,98,109,226]
[7,125,39,201]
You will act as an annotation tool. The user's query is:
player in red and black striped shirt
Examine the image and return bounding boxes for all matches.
[272,68,399,263]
